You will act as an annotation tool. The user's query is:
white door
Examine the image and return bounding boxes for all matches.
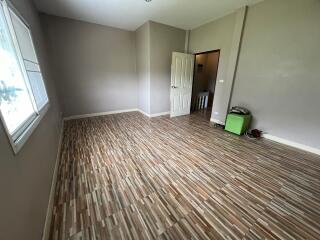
[170,52,195,117]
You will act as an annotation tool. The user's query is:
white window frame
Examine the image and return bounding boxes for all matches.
[0,0,50,154]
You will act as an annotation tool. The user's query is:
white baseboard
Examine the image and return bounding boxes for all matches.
[138,109,170,118]
[64,108,170,121]
[42,120,64,240]
[138,109,151,118]
[263,134,320,156]
[64,108,138,121]
[150,111,170,117]
[210,118,225,125]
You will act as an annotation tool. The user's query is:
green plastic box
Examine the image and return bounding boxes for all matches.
[225,113,251,135]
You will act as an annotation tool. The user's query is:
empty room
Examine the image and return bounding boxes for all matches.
[1,0,320,239]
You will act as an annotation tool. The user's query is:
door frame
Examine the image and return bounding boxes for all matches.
[191,49,221,118]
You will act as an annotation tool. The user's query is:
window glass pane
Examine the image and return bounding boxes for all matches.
[10,8,49,111]
[10,9,37,63]
[27,71,48,110]
[0,6,35,134]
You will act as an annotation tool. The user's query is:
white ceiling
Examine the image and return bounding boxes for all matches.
[33,0,263,31]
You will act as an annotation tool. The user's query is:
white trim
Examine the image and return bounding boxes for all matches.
[150,111,170,118]
[263,134,320,156]
[64,109,138,121]
[138,109,151,118]
[138,109,170,118]
[210,118,225,125]
[0,104,50,154]
[13,104,49,153]
[42,119,64,240]
[63,109,171,121]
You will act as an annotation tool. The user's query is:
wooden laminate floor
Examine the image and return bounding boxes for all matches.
[50,112,320,240]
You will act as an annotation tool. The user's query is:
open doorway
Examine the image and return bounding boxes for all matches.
[191,50,220,120]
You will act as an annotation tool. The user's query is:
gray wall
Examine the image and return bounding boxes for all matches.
[42,15,138,117]
[0,0,62,239]
[189,12,237,123]
[149,21,185,114]
[135,21,185,115]
[231,0,320,148]
[135,22,151,114]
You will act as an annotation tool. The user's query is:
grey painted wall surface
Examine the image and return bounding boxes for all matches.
[231,0,320,148]
[42,15,138,117]
[189,12,236,123]
[135,22,151,114]
[149,21,185,114]
[0,1,61,239]
[135,21,185,115]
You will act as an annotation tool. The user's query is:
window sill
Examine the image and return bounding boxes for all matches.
[10,103,50,154]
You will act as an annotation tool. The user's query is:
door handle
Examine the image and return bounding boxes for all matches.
[171,86,178,89]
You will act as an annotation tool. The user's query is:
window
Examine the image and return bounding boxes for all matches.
[0,0,49,153]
